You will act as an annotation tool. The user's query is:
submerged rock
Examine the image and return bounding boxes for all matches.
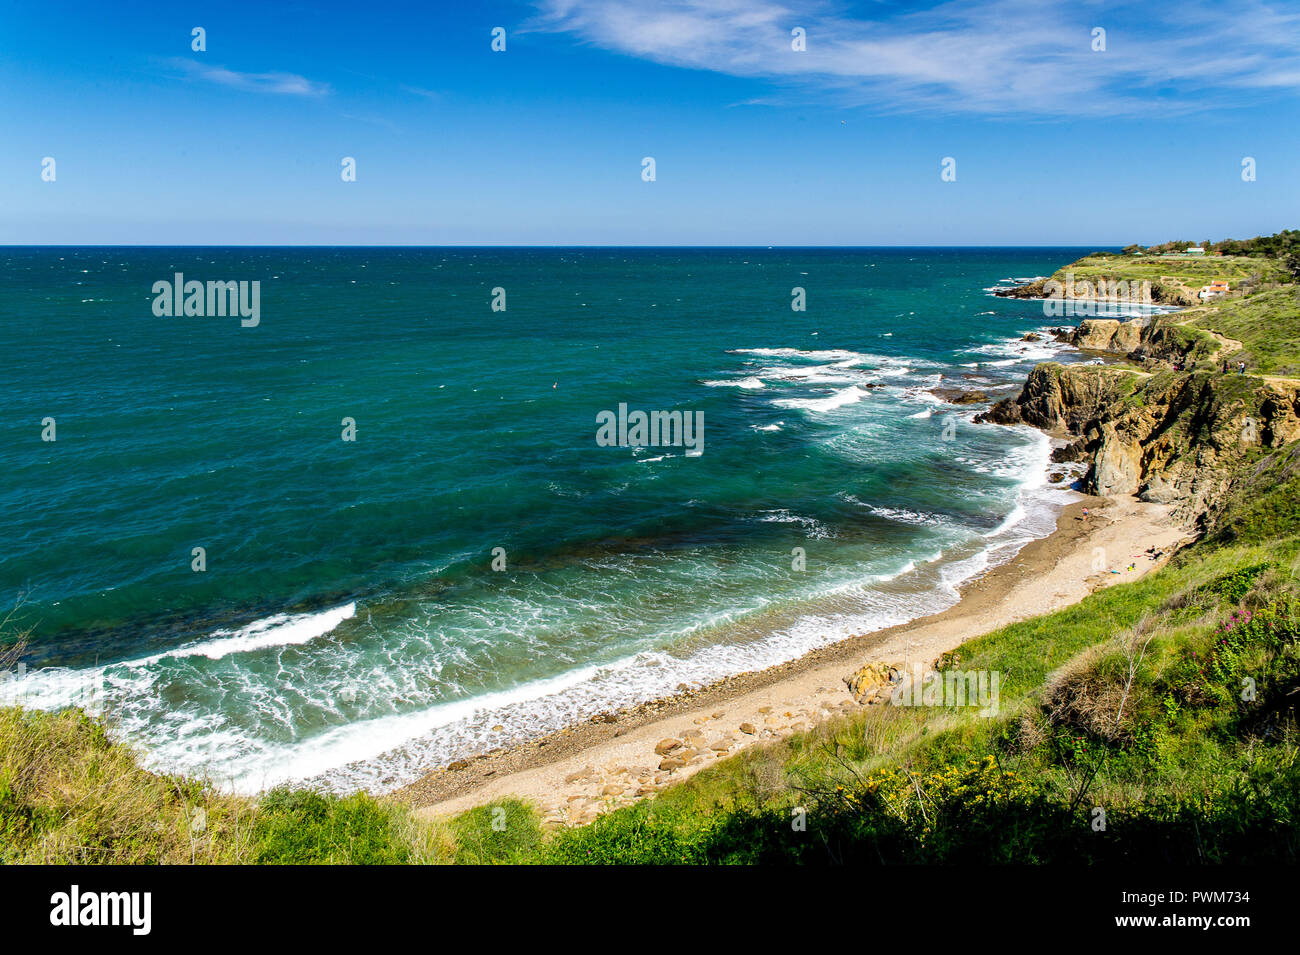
[934,387,990,405]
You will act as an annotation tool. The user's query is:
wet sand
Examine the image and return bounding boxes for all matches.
[403,493,1190,826]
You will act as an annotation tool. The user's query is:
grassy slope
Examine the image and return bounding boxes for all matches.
[1184,287,1300,376]
[5,246,1300,865]
[526,535,1300,864]
[1051,252,1285,297]
[1048,249,1300,374]
[0,706,444,863]
[8,481,1297,864]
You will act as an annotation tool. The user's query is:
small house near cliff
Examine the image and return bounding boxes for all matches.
[1198,280,1231,300]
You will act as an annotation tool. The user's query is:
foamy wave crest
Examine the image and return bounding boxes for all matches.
[0,603,357,710]
[729,347,870,363]
[967,331,1071,365]
[840,496,941,527]
[701,376,766,389]
[755,364,862,385]
[750,509,834,538]
[771,385,868,412]
[168,604,357,662]
[730,346,941,373]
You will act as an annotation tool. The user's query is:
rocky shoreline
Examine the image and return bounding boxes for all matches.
[397,270,1300,822]
[404,494,1188,826]
[399,312,1214,821]
[976,314,1300,527]
[993,276,1195,307]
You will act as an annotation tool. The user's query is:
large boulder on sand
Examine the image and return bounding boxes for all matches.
[844,662,902,703]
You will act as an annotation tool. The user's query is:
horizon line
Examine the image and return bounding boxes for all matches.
[0,243,1121,250]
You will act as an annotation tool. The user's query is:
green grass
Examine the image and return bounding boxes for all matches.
[439,800,544,864]
[6,239,1300,864]
[6,470,1300,865]
[1211,443,1300,544]
[1184,287,1300,376]
[1055,253,1286,297]
[251,788,423,864]
[0,703,439,864]
[483,536,1300,864]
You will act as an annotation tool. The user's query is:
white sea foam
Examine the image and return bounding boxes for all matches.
[169,604,357,661]
[968,332,1071,365]
[701,376,766,389]
[869,505,938,526]
[730,347,870,363]
[771,385,868,412]
[0,603,357,711]
[751,509,834,538]
[756,364,862,384]
[10,327,1082,798]
[731,347,940,371]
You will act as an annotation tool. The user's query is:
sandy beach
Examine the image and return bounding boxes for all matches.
[404,491,1191,826]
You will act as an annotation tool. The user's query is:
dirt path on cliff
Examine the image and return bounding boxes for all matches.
[1168,315,1300,389]
[1171,312,1242,357]
[1263,376,1300,392]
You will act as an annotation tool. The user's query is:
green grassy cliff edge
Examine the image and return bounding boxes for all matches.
[5,236,1300,864]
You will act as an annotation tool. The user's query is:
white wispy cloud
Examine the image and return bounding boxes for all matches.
[170,59,330,96]
[400,84,443,101]
[528,0,1300,116]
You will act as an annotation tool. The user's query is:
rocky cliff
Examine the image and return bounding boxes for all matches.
[1072,318,1145,354]
[994,276,1195,306]
[978,363,1300,526]
[975,363,1138,433]
[1068,316,1219,366]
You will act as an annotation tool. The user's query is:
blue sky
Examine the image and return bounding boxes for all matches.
[2,0,1298,245]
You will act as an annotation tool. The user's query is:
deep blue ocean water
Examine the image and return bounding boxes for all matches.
[1,247,1107,791]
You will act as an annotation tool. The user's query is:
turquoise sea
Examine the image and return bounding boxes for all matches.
[1,247,1114,791]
